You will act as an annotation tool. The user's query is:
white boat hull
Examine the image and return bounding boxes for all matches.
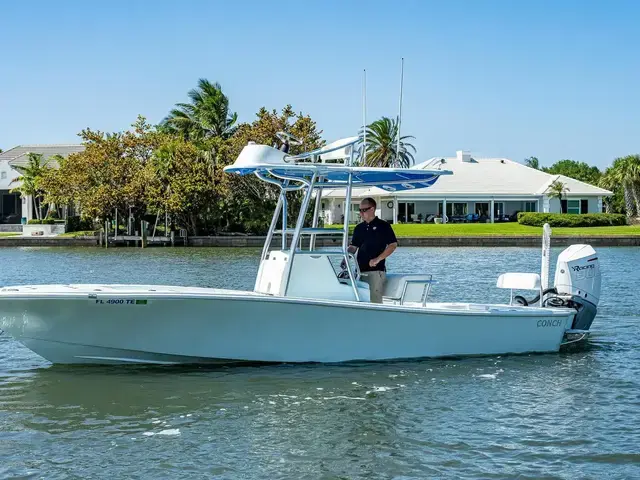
[0,284,577,365]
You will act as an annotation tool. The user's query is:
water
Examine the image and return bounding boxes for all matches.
[0,246,639,479]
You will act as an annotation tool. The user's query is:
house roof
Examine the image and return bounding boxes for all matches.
[0,144,85,169]
[323,151,612,199]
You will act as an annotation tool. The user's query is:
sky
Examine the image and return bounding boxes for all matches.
[0,0,638,169]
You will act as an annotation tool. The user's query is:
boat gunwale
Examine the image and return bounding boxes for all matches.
[0,285,575,318]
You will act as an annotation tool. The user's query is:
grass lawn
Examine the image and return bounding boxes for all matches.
[0,232,20,237]
[326,223,640,237]
[58,230,97,238]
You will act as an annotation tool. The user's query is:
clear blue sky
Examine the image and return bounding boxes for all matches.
[1,0,638,169]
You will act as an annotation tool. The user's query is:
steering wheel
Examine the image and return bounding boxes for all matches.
[338,250,361,280]
[276,131,302,146]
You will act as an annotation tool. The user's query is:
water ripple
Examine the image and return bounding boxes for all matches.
[1,246,639,479]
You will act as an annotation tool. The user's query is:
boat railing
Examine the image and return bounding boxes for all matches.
[284,136,361,165]
[275,228,342,236]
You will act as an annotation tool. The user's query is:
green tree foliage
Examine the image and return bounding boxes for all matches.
[524,156,540,169]
[145,137,223,235]
[10,152,51,220]
[542,159,601,186]
[360,117,415,168]
[161,79,238,141]
[599,166,624,214]
[38,102,324,235]
[34,79,326,235]
[600,155,640,220]
[545,180,569,213]
[40,116,163,224]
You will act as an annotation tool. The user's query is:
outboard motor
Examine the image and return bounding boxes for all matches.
[550,244,601,331]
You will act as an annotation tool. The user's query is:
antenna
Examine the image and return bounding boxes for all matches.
[362,69,367,165]
[396,57,404,167]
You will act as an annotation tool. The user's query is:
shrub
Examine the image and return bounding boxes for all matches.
[27,219,42,225]
[517,212,628,227]
[66,216,95,233]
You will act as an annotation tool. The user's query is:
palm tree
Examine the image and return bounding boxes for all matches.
[360,117,416,168]
[546,179,569,213]
[604,155,640,220]
[524,156,540,169]
[599,167,616,214]
[10,152,50,220]
[162,79,238,141]
[626,156,640,216]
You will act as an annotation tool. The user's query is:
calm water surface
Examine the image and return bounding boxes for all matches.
[0,246,639,479]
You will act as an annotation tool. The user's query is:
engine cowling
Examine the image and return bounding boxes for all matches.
[553,244,601,330]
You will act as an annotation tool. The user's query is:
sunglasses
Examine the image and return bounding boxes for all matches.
[358,206,373,213]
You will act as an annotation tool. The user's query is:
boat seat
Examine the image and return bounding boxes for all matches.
[496,272,541,290]
[383,273,434,304]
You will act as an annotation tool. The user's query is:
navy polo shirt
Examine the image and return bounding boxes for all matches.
[350,217,398,272]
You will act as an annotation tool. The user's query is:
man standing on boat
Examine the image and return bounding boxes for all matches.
[348,198,398,303]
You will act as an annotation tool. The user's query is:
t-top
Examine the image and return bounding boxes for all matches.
[350,217,398,272]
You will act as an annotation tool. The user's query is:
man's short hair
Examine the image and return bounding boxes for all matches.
[361,197,377,209]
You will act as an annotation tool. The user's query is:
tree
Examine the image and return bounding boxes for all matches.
[360,117,415,168]
[10,152,51,220]
[40,116,163,225]
[145,138,223,235]
[546,180,570,213]
[599,167,624,214]
[161,79,238,141]
[601,155,640,220]
[524,156,540,169]
[543,159,601,186]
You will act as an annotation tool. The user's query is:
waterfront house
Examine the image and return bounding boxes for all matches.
[0,145,85,228]
[321,150,613,224]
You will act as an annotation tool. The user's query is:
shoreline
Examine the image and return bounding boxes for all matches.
[1,235,639,248]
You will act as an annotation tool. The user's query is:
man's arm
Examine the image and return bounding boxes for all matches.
[369,223,398,268]
[369,242,397,268]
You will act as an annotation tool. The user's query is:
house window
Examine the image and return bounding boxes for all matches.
[0,171,6,179]
[453,202,467,216]
[494,202,505,216]
[398,202,416,222]
[475,202,489,216]
[567,200,581,214]
[581,199,589,214]
[523,201,537,212]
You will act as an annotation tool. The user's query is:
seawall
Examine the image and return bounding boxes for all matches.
[2,235,639,248]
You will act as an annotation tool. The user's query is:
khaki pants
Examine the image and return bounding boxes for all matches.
[361,271,386,304]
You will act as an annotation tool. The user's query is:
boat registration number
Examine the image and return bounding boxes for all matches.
[92,299,148,305]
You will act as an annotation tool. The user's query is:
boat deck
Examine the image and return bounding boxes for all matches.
[0,284,573,317]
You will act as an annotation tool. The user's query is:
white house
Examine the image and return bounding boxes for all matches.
[0,145,85,226]
[321,150,613,224]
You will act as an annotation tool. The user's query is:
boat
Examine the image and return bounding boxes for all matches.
[0,134,602,365]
